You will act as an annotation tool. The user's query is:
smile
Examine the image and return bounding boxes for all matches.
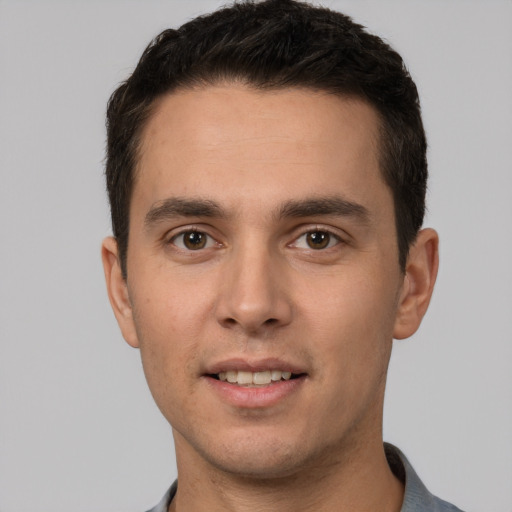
[215,370,295,386]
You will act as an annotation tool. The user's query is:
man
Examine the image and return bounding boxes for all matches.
[101,1,463,510]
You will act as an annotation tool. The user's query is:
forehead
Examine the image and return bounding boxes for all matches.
[134,85,388,216]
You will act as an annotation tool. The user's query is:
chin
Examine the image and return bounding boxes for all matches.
[192,429,336,480]
[207,449,307,480]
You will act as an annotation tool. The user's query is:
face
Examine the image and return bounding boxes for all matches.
[103,85,436,479]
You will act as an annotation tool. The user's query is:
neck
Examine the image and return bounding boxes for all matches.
[169,431,404,512]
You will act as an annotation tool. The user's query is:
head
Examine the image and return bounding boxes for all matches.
[106,0,427,278]
[102,0,438,484]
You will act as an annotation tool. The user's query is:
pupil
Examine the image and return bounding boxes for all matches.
[184,231,206,250]
[307,231,329,249]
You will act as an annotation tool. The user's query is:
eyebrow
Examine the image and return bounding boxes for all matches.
[144,195,370,229]
[277,197,370,223]
[144,197,225,228]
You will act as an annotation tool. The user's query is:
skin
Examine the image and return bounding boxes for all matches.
[102,85,438,512]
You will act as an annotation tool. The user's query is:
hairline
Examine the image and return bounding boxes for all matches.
[131,80,392,204]
[121,80,403,277]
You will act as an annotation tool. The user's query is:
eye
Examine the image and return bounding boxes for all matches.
[293,230,340,250]
[171,230,216,250]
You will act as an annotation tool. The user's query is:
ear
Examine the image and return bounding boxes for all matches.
[393,228,439,340]
[101,237,140,348]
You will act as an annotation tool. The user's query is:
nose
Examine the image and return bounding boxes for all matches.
[214,241,293,335]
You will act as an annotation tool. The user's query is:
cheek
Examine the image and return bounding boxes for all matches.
[131,266,212,341]
[129,279,207,405]
[301,271,398,372]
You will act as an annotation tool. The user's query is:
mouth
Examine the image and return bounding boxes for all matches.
[204,360,307,407]
[209,370,304,387]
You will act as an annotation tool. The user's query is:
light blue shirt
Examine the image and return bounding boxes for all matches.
[146,444,464,512]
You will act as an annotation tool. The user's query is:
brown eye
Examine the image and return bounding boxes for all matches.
[306,231,331,249]
[184,231,206,249]
[173,231,212,250]
[291,230,340,251]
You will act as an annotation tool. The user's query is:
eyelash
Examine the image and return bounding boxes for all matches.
[168,229,218,251]
[289,228,343,251]
[166,226,344,253]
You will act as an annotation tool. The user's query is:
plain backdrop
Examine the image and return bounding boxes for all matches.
[0,1,511,511]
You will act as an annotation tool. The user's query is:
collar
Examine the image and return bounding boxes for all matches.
[146,444,463,512]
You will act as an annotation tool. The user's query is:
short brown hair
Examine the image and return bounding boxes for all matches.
[106,0,427,277]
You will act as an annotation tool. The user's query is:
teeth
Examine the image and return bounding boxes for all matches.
[253,371,271,385]
[237,371,253,385]
[217,370,295,386]
[271,370,282,381]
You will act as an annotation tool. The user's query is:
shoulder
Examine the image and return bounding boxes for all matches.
[144,481,177,512]
[385,443,465,512]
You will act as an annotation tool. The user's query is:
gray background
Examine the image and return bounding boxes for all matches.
[0,1,511,511]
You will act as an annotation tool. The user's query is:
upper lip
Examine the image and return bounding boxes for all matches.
[204,358,307,375]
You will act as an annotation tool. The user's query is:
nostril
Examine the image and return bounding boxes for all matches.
[218,315,284,336]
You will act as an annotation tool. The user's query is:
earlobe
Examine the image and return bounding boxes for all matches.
[101,237,140,348]
[393,228,439,340]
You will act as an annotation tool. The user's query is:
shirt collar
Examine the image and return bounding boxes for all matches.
[147,444,462,512]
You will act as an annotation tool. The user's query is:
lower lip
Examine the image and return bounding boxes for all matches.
[204,376,306,408]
